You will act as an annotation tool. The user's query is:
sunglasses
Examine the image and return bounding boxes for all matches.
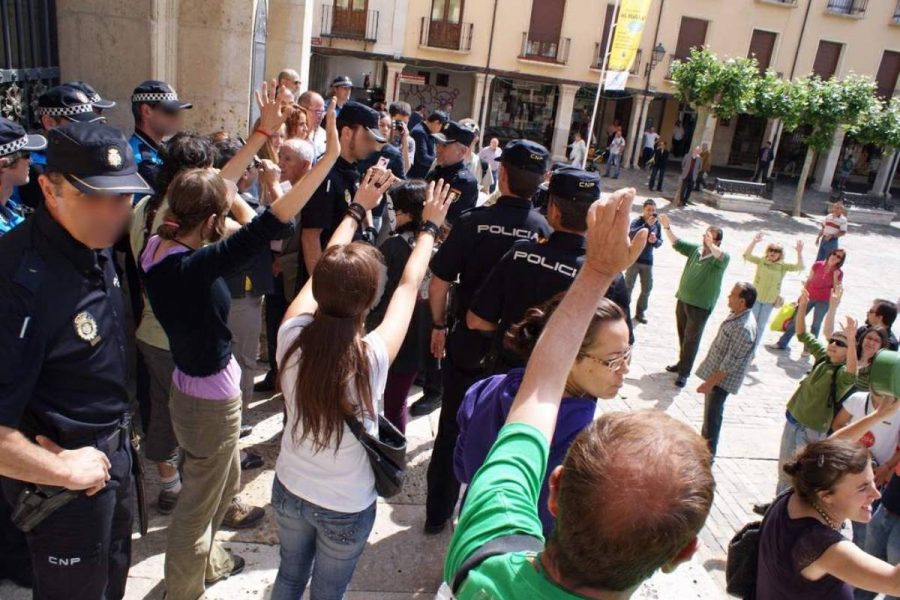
[584,346,632,372]
[767,249,782,255]
[828,338,848,348]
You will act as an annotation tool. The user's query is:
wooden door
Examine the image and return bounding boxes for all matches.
[428,0,464,49]
[748,30,777,72]
[674,17,708,60]
[333,0,367,38]
[812,41,842,79]
[526,0,565,58]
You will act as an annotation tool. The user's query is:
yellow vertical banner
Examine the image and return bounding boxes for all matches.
[604,0,653,91]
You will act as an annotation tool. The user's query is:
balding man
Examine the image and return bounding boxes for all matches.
[297,90,326,157]
[277,68,302,98]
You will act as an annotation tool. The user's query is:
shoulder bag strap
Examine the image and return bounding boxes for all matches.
[451,534,545,594]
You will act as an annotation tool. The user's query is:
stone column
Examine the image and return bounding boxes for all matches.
[266,0,314,88]
[626,95,652,168]
[383,61,406,105]
[813,128,846,193]
[871,150,896,195]
[551,84,580,161]
[472,72,495,135]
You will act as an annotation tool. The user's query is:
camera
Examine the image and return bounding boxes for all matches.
[393,120,405,132]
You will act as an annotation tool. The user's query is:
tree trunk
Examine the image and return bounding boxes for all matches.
[689,106,710,152]
[792,146,816,217]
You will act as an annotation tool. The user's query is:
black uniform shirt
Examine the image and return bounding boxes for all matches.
[302,156,361,249]
[430,196,551,322]
[0,205,129,445]
[470,231,635,344]
[427,160,479,224]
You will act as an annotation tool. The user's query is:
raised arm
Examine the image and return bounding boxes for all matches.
[375,180,452,361]
[743,232,763,260]
[831,395,899,444]
[796,288,810,338]
[842,316,859,376]
[791,239,805,271]
[813,540,900,597]
[659,213,679,245]
[822,285,843,340]
[505,188,648,442]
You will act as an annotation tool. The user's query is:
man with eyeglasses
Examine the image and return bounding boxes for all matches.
[297,91,327,158]
[277,68,302,99]
[695,282,758,458]
[860,299,899,351]
[130,80,193,194]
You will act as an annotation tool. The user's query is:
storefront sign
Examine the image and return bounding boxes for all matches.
[605,0,653,91]
[400,74,427,85]
[311,37,323,46]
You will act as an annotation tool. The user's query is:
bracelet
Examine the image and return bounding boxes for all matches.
[345,202,366,225]
[253,127,273,139]
[419,220,441,239]
[432,323,448,330]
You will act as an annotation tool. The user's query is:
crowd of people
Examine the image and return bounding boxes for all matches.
[0,65,897,600]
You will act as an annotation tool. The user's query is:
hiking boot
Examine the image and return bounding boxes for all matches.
[157,489,179,515]
[204,553,245,586]
[222,498,265,530]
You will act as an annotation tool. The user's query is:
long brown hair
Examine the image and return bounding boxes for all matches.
[157,168,229,241]
[279,242,387,452]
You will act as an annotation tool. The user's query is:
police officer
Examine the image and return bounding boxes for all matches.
[297,101,386,288]
[408,110,447,178]
[17,84,105,210]
[130,80,192,192]
[467,166,634,372]
[423,139,552,534]
[0,122,152,600]
[426,120,479,224]
[65,81,117,116]
[330,75,354,112]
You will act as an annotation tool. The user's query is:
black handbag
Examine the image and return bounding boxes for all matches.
[725,491,789,598]
[344,414,407,498]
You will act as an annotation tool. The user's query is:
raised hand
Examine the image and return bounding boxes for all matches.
[258,159,281,188]
[753,232,764,244]
[829,285,843,307]
[255,79,293,134]
[842,315,858,339]
[323,97,340,158]
[796,239,804,253]
[353,167,396,211]
[584,188,648,277]
[422,179,453,229]
[798,287,810,308]
[659,213,670,229]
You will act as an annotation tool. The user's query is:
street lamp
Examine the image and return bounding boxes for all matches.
[650,43,666,69]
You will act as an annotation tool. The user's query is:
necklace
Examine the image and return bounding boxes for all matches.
[812,501,840,530]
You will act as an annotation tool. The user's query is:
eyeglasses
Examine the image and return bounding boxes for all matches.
[583,346,632,372]
[767,249,782,255]
[828,338,848,348]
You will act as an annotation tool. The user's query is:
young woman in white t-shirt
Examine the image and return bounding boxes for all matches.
[271,174,453,600]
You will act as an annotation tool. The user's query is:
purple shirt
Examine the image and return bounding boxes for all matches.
[756,492,852,600]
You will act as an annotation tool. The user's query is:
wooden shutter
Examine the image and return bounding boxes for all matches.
[812,41,842,79]
[528,0,566,42]
[876,50,900,100]
[674,17,708,59]
[599,4,616,59]
[748,30,777,72]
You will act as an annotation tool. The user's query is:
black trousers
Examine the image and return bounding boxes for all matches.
[263,274,288,377]
[639,147,654,168]
[680,175,695,205]
[2,441,133,600]
[648,166,666,191]
[0,493,31,586]
[674,300,711,378]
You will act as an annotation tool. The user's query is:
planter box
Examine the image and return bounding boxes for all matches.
[701,190,774,214]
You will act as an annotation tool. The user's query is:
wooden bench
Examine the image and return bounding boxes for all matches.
[714,177,773,200]
[701,177,774,214]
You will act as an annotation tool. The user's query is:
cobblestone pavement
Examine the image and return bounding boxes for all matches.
[3,169,898,599]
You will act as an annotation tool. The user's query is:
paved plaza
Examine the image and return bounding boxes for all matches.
[2,169,898,599]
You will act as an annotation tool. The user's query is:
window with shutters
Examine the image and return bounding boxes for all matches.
[747,30,777,72]
[597,4,616,64]
[812,40,842,79]
[674,17,708,60]
[875,50,900,100]
[522,0,570,63]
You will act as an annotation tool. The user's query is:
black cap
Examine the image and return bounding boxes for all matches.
[432,121,476,146]
[337,101,386,143]
[46,122,151,195]
[331,75,353,88]
[132,80,192,110]
[65,80,116,109]
[427,111,449,125]
[500,139,549,174]
[549,166,601,201]
[36,85,105,123]
[0,118,47,156]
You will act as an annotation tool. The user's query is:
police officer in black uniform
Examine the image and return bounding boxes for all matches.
[467,166,634,373]
[17,84,105,211]
[65,80,117,115]
[426,120,479,224]
[130,80,193,193]
[424,139,552,534]
[0,122,151,600]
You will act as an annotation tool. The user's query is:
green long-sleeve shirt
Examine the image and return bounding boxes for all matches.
[674,239,730,311]
[786,333,859,433]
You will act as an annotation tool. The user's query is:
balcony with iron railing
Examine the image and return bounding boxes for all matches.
[418,17,473,52]
[825,0,868,17]
[319,3,379,42]
[893,2,900,24]
[518,33,571,65]
[755,0,798,6]
[591,44,641,75]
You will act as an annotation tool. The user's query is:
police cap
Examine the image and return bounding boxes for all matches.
[549,166,601,201]
[65,80,116,109]
[337,101,387,143]
[431,120,476,147]
[500,139,549,174]
[331,75,354,88]
[0,118,47,157]
[46,122,152,195]
[132,80,193,111]
[36,85,105,123]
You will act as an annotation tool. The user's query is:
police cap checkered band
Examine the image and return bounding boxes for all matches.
[0,135,28,156]
[132,92,179,103]
[35,103,95,117]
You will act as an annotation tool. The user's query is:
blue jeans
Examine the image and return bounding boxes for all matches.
[777,416,827,494]
[855,505,900,600]
[605,153,622,178]
[776,300,829,349]
[817,236,839,262]
[701,386,730,458]
[750,301,775,355]
[271,476,376,600]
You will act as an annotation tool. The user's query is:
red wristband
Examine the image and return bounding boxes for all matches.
[253,127,273,139]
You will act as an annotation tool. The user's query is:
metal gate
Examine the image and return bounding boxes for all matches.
[0,0,60,130]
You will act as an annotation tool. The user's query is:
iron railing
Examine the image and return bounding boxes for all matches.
[319,4,379,42]
[519,33,570,65]
[418,17,473,52]
[826,0,868,15]
[593,44,641,75]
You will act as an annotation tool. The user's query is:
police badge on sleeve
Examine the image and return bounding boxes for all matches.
[73,311,100,346]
